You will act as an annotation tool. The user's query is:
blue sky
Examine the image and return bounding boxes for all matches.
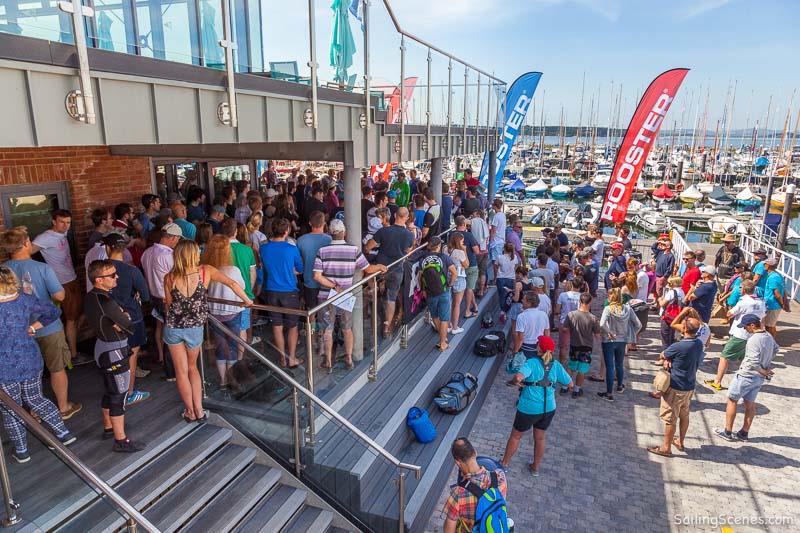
[380,0,800,131]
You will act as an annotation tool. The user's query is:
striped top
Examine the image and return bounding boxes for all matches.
[313,240,370,300]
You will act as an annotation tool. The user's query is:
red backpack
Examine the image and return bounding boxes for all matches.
[661,290,682,324]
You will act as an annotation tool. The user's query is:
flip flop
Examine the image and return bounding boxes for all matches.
[672,438,685,452]
[587,375,604,382]
[435,343,450,351]
[464,313,476,319]
[181,410,196,423]
[288,358,306,369]
[647,446,672,458]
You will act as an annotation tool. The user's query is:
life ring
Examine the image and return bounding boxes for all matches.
[675,182,685,192]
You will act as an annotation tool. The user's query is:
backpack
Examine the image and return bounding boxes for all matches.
[661,290,683,324]
[459,471,509,533]
[522,356,556,412]
[421,254,448,296]
[434,372,478,414]
[473,331,506,357]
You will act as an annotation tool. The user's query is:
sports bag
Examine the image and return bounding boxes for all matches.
[473,331,506,357]
[421,254,448,296]
[434,372,478,414]
[459,471,509,533]
[661,290,683,325]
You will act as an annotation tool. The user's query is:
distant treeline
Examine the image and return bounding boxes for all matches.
[517,126,780,138]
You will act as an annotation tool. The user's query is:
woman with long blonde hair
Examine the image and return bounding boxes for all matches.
[598,288,641,402]
[164,240,252,421]
[447,232,468,334]
[500,334,572,476]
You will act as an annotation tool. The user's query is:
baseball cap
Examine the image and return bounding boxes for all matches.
[162,223,183,238]
[737,314,761,328]
[212,205,226,214]
[734,262,748,270]
[367,216,383,234]
[754,248,768,256]
[658,233,670,240]
[765,257,779,266]
[537,335,556,353]
[101,232,126,248]
[531,277,544,288]
[700,265,716,276]
[265,188,278,198]
[387,190,398,199]
[610,242,624,250]
[328,219,346,235]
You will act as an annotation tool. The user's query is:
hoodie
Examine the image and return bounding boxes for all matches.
[599,304,641,343]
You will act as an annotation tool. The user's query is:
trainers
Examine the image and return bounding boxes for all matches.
[616,384,626,394]
[102,427,114,440]
[597,392,614,402]
[450,327,464,335]
[715,428,736,442]
[126,390,151,406]
[735,430,749,441]
[12,450,30,464]
[704,379,722,392]
[135,367,151,379]
[72,352,94,366]
[59,432,77,446]
[112,439,146,453]
[249,336,262,345]
[559,387,569,396]
[571,390,581,399]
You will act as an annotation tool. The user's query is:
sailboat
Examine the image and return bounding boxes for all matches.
[551,183,572,199]
[735,186,762,207]
[679,184,703,205]
[525,178,549,197]
[652,182,675,202]
[770,186,800,209]
[708,185,734,206]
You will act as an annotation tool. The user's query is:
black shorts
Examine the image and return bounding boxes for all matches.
[384,269,403,303]
[513,410,555,432]
[302,286,320,310]
[128,320,147,349]
[265,291,302,328]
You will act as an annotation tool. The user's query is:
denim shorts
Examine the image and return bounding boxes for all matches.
[452,277,467,294]
[727,374,765,403]
[239,307,251,330]
[426,291,452,322]
[465,266,479,290]
[489,242,504,262]
[163,326,204,349]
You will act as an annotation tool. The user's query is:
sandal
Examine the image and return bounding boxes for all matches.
[195,411,208,423]
[288,358,306,369]
[435,343,449,352]
[345,358,354,370]
[587,375,604,382]
[672,438,685,452]
[464,313,476,319]
[647,446,672,458]
[181,410,196,423]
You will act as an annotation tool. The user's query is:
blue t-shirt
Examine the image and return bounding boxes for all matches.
[655,251,675,278]
[296,233,332,288]
[4,259,64,337]
[690,281,717,322]
[753,261,767,293]
[174,218,197,241]
[457,230,480,267]
[109,259,149,323]
[726,276,743,307]
[663,337,704,391]
[414,209,426,229]
[517,358,572,415]
[764,271,785,310]
[441,195,453,231]
[259,240,303,293]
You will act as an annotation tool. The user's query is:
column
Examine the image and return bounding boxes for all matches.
[430,157,443,206]
[343,165,364,361]
[487,150,497,206]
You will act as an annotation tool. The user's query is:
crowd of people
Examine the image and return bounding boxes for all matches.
[441,220,789,532]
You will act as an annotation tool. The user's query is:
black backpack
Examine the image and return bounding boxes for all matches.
[434,372,478,414]
[474,331,506,357]
[421,254,448,296]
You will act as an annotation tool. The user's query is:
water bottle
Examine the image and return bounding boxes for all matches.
[22,272,34,295]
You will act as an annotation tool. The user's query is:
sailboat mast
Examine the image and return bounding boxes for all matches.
[723,80,737,160]
[577,71,585,147]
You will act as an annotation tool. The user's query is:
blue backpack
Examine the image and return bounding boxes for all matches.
[459,471,509,533]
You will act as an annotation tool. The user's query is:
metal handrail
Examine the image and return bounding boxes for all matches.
[207,315,422,477]
[380,0,505,85]
[0,391,161,533]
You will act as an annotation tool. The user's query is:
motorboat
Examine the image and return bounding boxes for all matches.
[694,205,730,217]
[551,183,572,199]
[591,169,611,188]
[769,187,800,209]
[573,182,597,198]
[708,185,734,206]
[707,215,748,238]
[525,178,549,197]
[563,204,599,228]
[697,181,714,194]
[735,186,762,207]
[678,184,703,205]
[635,212,671,233]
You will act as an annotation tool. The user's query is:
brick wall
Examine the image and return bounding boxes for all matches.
[0,146,152,256]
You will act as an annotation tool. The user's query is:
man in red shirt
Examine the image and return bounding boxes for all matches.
[681,251,701,294]
[463,168,481,189]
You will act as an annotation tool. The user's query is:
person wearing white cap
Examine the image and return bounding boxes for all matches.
[530,277,551,318]
[685,265,718,322]
[313,220,386,370]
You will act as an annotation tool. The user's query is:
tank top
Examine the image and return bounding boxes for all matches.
[166,269,209,329]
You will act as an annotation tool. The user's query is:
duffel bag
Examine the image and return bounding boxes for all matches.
[434,372,479,414]
[473,330,506,357]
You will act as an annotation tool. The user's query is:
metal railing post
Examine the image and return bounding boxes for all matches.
[200,324,208,399]
[291,388,303,477]
[58,0,96,124]
[218,0,238,127]
[397,471,407,533]
[462,66,468,154]
[426,47,432,156]
[446,58,453,156]
[400,324,408,349]
[363,0,371,130]
[399,35,406,162]
[0,437,20,526]
[369,276,378,381]
[305,315,316,444]
[307,0,319,128]
[125,518,138,533]
[475,73,481,151]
